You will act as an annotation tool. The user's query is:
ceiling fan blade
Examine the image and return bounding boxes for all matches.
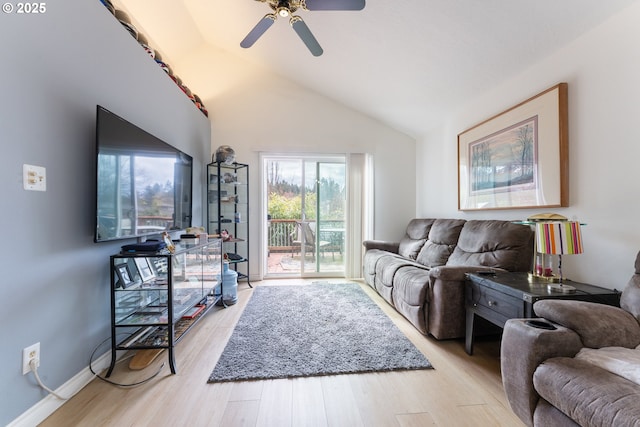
[290,17,323,56]
[304,0,365,11]
[240,14,276,48]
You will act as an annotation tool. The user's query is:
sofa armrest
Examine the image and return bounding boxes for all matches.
[501,319,583,427]
[428,265,505,282]
[362,239,399,253]
[534,299,640,349]
[423,266,505,339]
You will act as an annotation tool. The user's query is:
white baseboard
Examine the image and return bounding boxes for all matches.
[8,351,112,427]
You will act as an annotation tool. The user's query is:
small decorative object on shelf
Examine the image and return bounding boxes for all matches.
[114,9,138,39]
[215,145,236,165]
[99,0,115,15]
[162,231,175,253]
[207,160,251,287]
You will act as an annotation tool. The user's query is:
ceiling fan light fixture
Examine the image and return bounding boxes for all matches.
[277,7,290,17]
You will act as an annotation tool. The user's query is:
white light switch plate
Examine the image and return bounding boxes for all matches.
[23,164,46,191]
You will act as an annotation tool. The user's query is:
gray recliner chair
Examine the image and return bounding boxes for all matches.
[500,251,640,427]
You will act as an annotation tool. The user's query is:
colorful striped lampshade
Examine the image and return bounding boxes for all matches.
[536,221,584,255]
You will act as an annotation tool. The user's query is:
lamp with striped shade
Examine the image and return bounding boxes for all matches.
[535,221,584,292]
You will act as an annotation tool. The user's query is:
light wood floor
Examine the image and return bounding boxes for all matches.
[41,279,525,427]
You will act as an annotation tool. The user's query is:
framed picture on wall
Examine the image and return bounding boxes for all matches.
[458,83,568,211]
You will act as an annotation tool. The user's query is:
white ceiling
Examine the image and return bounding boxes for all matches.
[118,0,637,138]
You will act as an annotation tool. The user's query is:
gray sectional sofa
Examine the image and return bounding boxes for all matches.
[363,218,533,339]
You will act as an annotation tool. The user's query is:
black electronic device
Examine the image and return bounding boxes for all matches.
[94,106,193,242]
[121,241,167,253]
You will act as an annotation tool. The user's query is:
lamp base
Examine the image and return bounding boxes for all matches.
[547,283,576,293]
[528,272,561,283]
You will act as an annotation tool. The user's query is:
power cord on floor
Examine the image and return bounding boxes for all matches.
[29,359,69,400]
[26,335,165,399]
[89,335,165,388]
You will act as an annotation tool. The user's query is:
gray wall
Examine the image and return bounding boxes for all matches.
[0,1,211,423]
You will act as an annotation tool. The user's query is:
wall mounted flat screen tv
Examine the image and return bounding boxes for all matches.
[95,105,193,242]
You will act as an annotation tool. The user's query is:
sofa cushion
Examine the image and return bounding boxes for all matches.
[533,357,640,427]
[392,266,431,334]
[398,219,436,259]
[363,249,387,288]
[374,255,420,305]
[533,400,582,427]
[446,220,533,271]
[621,252,640,323]
[363,249,387,276]
[415,218,466,267]
[575,345,640,385]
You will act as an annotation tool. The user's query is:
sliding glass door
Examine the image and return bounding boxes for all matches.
[264,155,346,277]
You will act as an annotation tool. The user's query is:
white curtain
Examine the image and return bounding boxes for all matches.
[345,153,374,279]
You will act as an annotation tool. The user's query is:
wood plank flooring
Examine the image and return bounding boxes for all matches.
[40,280,525,427]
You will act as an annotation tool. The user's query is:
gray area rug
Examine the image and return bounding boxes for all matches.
[208,282,432,382]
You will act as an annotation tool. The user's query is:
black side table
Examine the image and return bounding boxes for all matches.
[464,271,621,355]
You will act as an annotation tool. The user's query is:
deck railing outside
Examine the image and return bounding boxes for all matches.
[268,219,344,253]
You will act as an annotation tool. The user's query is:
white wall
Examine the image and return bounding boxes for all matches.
[418,1,640,290]
[174,44,418,278]
[0,1,210,424]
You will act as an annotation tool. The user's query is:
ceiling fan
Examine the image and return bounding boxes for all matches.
[240,0,365,57]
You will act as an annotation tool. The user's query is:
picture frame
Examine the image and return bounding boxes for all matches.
[134,257,156,283]
[115,263,134,289]
[458,83,568,211]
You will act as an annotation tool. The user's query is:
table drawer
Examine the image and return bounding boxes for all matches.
[467,281,522,320]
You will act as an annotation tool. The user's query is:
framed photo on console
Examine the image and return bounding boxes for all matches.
[114,263,134,289]
[134,257,156,283]
[458,83,568,211]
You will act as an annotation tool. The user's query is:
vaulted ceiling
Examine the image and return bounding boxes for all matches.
[118,0,637,138]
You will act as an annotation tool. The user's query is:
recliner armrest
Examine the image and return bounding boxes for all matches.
[362,240,399,253]
[534,299,640,349]
[501,319,583,427]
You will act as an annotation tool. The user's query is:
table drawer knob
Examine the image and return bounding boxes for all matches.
[488,300,496,306]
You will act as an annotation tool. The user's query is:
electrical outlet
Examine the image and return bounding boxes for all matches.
[23,164,46,191]
[22,342,40,375]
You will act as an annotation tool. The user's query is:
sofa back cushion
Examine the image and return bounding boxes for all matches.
[398,219,436,259]
[446,220,533,271]
[416,219,466,267]
[621,251,640,323]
